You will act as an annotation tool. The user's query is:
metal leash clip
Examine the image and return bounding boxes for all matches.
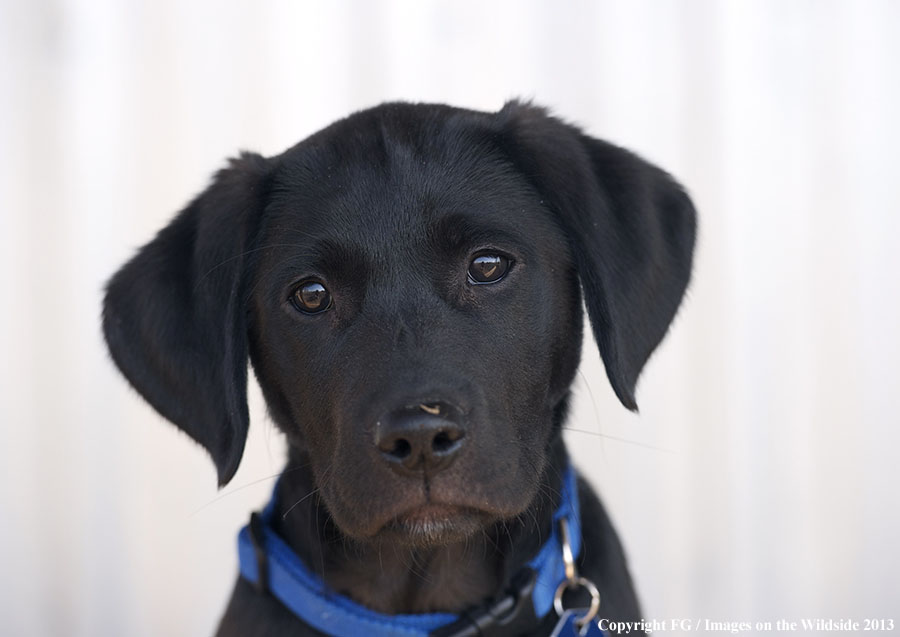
[552,517,602,636]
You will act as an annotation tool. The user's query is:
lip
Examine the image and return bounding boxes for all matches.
[398,504,464,524]
[383,503,491,545]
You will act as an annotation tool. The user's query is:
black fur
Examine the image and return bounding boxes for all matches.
[103,101,696,636]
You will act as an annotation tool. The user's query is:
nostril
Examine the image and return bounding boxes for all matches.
[432,429,464,454]
[432,431,452,453]
[375,403,467,474]
[382,437,412,461]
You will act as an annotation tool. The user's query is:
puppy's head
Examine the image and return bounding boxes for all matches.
[103,102,695,546]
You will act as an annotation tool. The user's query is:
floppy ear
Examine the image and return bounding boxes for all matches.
[103,152,272,486]
[495,101,697,410]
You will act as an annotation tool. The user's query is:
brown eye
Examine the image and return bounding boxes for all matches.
[291,281,332,314]
[467,254,510,284]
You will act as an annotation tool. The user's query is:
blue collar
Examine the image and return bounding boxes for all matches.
[237,466,582,637]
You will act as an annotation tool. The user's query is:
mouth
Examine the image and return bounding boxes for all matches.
[382,503,494,546]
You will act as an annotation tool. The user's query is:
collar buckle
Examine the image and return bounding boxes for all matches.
[248,512,270,595]
[430,568,539,637]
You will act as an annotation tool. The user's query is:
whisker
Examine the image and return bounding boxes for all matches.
[576,368,604,432]
[561,426,674,453]
[193,243,317,290]
[281,487,321,519]
[189,464,311,517]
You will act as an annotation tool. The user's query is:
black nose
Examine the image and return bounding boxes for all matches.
[375,403,466,475]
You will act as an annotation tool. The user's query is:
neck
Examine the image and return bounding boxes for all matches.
[271,439,567,615]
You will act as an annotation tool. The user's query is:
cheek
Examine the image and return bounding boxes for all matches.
[249,312,345,453]
[457,319,551,446]
[502,274,571,376]
[489,270,578,426]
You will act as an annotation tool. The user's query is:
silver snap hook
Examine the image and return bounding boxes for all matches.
[559,517,577,582]
[553,576,601,629]
[554,518,601,629]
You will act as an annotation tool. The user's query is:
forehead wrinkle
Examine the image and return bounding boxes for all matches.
[307,238,368,280]
[306,160,542,279]
[264,121,551,283]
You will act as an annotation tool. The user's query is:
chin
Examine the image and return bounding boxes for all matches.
[379,505,496,548]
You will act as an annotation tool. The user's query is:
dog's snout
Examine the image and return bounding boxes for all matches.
[375,403,466,475]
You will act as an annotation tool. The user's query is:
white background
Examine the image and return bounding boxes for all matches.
[2,1,898,635]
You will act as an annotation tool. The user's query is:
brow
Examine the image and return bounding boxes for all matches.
[427,213,523,254]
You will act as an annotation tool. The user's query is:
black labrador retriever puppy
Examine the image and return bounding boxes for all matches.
[103,101,695,636]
